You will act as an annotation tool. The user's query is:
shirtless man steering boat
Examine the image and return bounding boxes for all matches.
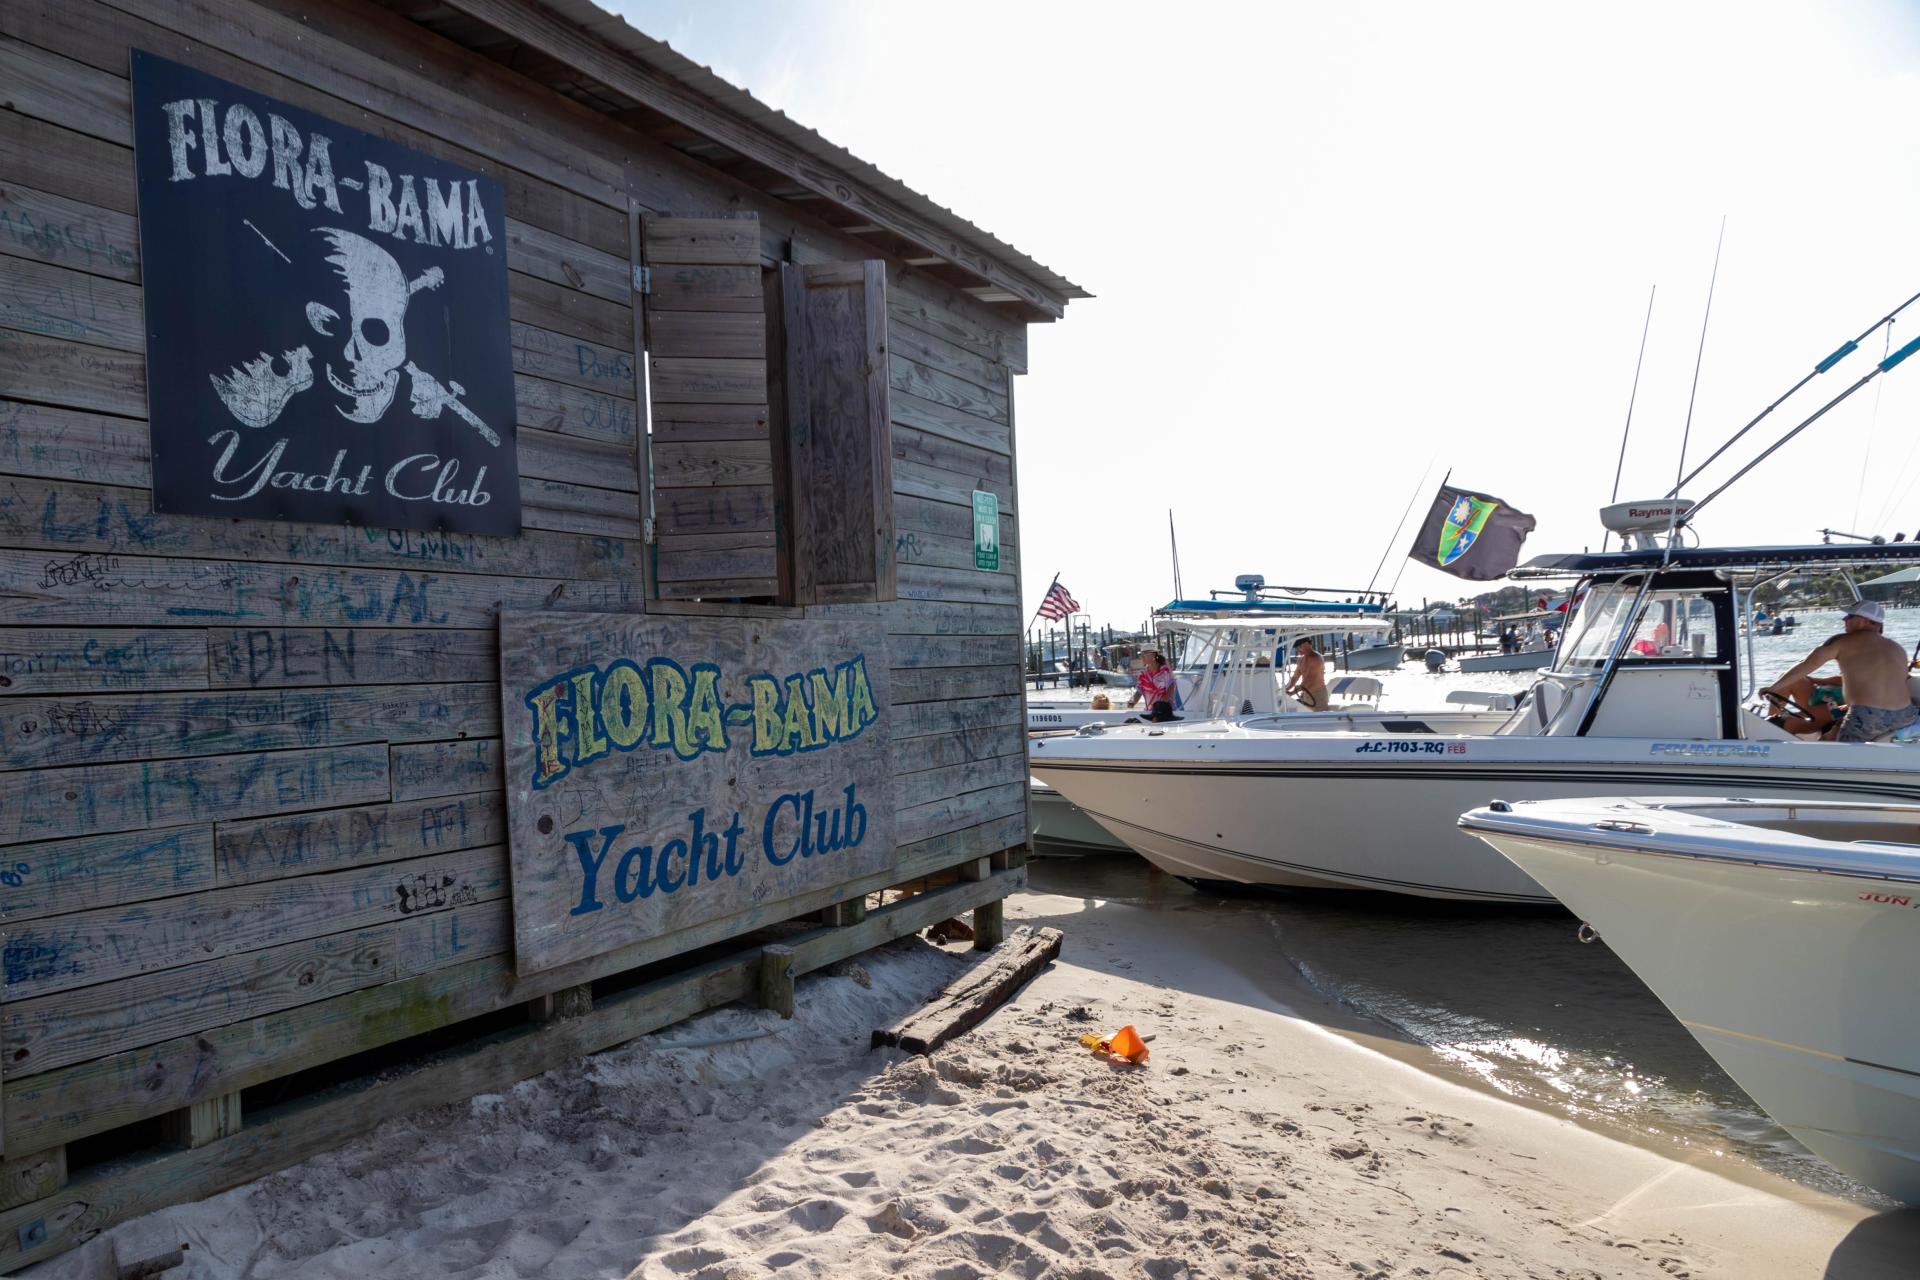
[1286,637,1331,711]
[1762,600,1917,742]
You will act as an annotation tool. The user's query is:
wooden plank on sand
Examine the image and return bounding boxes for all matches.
[871,924,1061,1055]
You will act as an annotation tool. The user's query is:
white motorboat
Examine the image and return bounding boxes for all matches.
[1460,608,1562,672]
[1031,503,1920,902]
[1339,640,1406,671]
[1458,795,1920,1204]
[1457,647,1555,673]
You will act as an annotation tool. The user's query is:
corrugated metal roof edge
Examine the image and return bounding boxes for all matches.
[545,0,1089,306]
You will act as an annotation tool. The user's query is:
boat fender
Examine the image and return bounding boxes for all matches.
[1577,922,1601,945]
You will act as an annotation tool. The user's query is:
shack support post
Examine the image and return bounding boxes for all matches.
[161,1094,243,1151]
[759,945,798,1019]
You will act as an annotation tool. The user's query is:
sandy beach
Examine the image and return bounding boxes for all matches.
[34,883,1920,1280]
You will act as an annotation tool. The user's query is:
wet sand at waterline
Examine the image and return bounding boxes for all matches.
[39,877,1920,1278]
[1038,858,1888,1206]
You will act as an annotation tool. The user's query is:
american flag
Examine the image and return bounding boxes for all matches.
[1036,580,1080,621]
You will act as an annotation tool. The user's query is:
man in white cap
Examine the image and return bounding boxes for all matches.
[1763,600,1916,742]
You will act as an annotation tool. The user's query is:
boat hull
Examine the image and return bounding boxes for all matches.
[1030,734,1920,902]
[1339,644,1405,671]
[1463,802,1920,1203]
[1029,780,1129,854]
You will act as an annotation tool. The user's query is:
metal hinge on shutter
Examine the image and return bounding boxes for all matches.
[633,265,651,294]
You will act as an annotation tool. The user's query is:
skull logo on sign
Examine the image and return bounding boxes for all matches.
[305,227,443,423]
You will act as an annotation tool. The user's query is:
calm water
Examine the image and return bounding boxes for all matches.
[1031,606,1920,1207]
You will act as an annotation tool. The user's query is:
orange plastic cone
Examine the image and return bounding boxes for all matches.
[1079,1024,1150,1064]
[1108,1024,1149,1062]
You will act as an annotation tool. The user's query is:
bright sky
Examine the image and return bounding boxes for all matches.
[615,0,1920,631]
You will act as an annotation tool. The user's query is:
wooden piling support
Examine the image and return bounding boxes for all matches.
[758,944,797,1019]
[528,983,593,1024]
[160,1094,242,1151]
[972,898,1006,950]
[819,898,868,926]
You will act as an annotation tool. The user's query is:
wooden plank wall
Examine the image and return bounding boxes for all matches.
[0,0,1034,1208]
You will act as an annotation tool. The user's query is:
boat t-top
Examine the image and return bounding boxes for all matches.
[1026,593,1514,735]
[1031,501,1920,901]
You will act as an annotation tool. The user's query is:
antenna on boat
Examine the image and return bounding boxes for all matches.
[1601,286,1657,553]
[1366,457,1436,596]
[1168,510,1184,600]
[1664,218,1726,557]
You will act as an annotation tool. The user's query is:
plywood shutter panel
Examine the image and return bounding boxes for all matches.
[780,261,895,604]
[642,214,778,600]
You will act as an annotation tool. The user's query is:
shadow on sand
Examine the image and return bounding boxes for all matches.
[1823,1205,1920,1277]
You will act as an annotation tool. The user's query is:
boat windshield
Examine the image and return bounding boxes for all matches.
[1555,580,1721,671]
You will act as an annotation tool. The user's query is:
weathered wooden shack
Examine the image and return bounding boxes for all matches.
[0,0,1082,1265]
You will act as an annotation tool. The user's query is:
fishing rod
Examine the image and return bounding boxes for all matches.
[1168,510,1183,601]
[1680,332,1920,528]
[1364,459,1436,594]
[1662,218,1727,557]
[1666,282,1920,499]
[1386,467,1450,602]
[1675,219,1725,491]
[1601,285,1657,553]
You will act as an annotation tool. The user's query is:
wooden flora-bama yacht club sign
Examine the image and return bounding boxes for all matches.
[501,612,896,973]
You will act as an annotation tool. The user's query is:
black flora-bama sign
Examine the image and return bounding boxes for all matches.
[131,51,521,535]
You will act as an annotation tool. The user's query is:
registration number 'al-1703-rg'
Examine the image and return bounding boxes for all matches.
[1354,740,1467,755]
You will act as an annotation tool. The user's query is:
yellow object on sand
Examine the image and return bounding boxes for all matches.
[1080,1024,1150,1064]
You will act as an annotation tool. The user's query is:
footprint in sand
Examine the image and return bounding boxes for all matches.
[938,1135,1005,1156]
[782,1200,848,1233]
[863,1200,923,1240]
[659,1244,729,1274]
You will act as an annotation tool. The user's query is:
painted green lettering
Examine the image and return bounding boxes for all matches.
[685,665,727,754]
[809,666,850,741]
[569,669,609,764]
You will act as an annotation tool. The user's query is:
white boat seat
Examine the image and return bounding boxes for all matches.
[1329,676,1383,702]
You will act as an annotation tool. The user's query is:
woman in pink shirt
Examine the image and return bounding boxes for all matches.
[1128,650,1179,722]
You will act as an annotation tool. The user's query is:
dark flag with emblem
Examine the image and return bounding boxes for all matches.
[1407,484,1538,581]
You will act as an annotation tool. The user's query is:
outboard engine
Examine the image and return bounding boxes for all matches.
[1424,649,1448,672]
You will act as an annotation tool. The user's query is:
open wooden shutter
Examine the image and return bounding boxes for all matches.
[778,260,895,604]
[641,213,778,599]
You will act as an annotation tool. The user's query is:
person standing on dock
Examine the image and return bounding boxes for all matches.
[1286,637,1331,710]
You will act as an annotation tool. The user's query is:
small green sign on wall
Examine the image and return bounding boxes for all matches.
[972,489,999,571]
